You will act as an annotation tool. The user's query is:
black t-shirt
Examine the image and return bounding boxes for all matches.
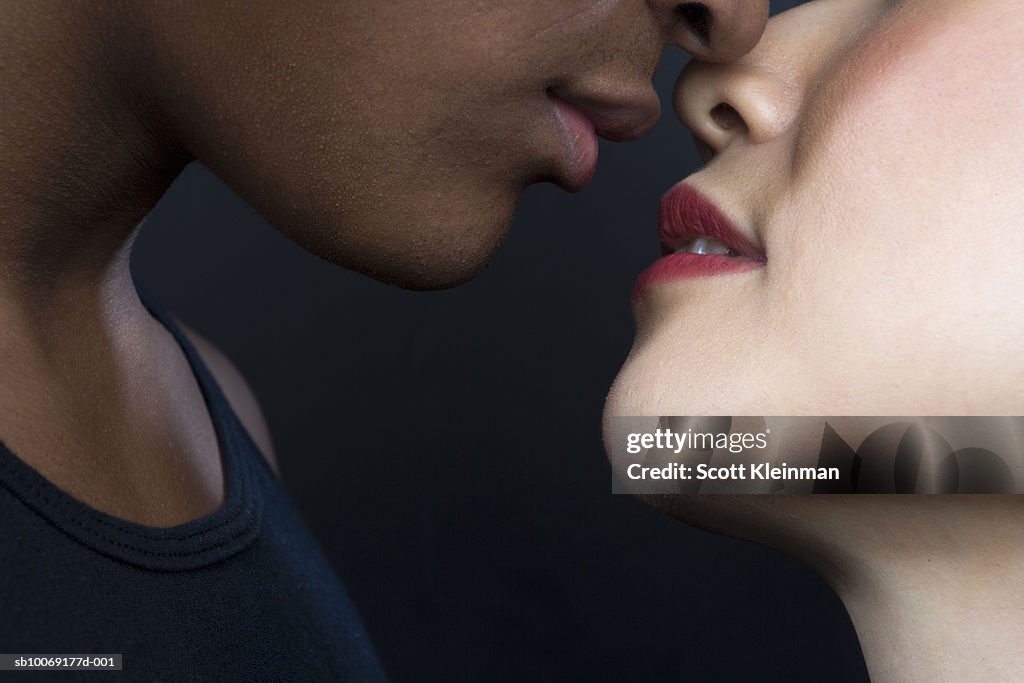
[0,289,387,681]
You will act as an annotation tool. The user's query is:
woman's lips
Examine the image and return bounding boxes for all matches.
[632,253,762,299]
[632,183,766,299]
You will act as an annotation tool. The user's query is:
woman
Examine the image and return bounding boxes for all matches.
[607,1,1024,681]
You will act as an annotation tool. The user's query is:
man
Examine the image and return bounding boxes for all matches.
[0,1,767,679]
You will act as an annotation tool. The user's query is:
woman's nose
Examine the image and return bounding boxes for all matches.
[648,1,769,62]
[671,2,852,158]
[674,55,801,157]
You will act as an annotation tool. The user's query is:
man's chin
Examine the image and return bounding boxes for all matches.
[366,262,487,291]
[276,205,514,291]
[343,241,502,291]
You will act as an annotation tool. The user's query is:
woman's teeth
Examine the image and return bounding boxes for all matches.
[674,236,738,256]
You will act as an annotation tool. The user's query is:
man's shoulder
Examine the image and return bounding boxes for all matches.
[174,320,279,475]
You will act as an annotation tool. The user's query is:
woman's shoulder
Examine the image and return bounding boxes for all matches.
[173,319,279,475]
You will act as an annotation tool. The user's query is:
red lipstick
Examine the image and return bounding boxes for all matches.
[633,183,765,299]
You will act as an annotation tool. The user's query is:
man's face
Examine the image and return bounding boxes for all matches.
[145,1,766,289]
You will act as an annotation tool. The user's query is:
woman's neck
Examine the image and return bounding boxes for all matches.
[667,495,1024,682]
[813,497,1024,683]
[842,561,1024,681]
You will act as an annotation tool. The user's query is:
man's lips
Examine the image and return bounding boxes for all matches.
[549,95,599,191]
[556,88,661,143]
[547,87,660,191]
[632,183,766,299]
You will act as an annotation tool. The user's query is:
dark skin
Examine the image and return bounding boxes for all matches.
[0,1,767,526]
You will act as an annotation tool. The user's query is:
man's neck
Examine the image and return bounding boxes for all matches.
[0,3,220,527]
[1,1,185,294]
[0,0,187,393]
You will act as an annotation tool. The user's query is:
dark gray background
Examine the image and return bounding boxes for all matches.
[132,2,870,680]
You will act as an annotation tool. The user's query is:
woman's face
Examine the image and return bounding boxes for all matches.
[607,0,1024,419]
[142,1,766,290]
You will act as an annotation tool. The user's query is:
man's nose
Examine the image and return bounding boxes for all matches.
[647,1,769,62]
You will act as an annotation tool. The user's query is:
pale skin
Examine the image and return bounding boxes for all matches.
[605,1,1024,681]
[0,0,767,528]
